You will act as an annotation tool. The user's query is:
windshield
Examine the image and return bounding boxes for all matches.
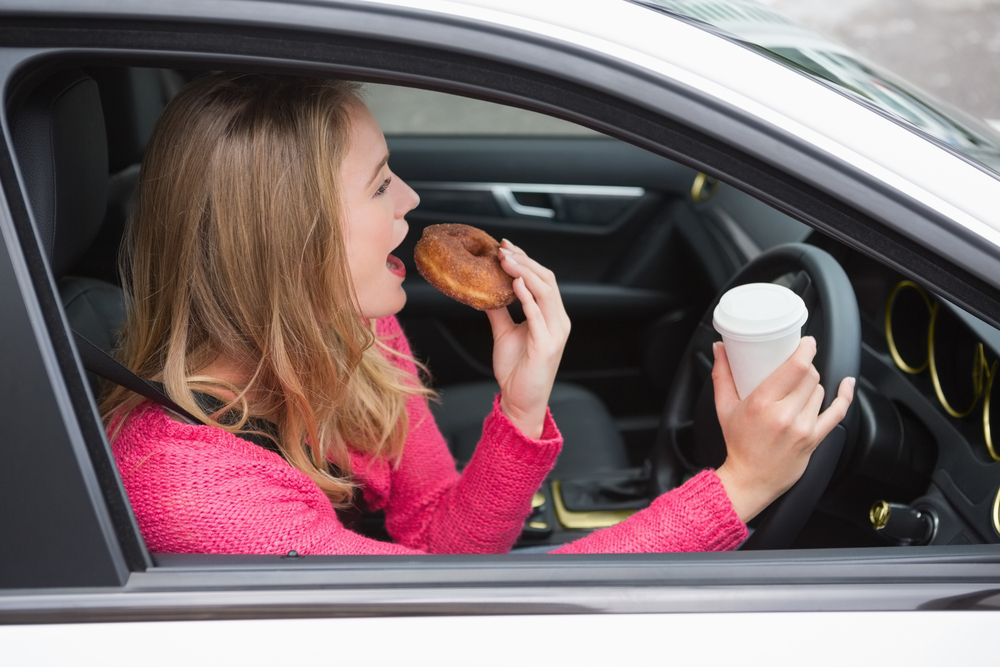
[632,0,1000,177]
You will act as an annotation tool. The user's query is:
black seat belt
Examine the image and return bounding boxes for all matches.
[72,331,201,424]
[73,330,286,455]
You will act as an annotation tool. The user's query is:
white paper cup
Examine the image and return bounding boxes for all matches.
[713,283,808,400]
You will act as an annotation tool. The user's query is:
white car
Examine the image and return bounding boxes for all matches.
[1,0,998,664]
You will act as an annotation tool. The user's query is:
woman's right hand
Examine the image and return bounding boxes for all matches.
[712,337,855,523]
[486,239,571,440]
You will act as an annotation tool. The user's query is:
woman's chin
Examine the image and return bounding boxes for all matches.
[360,286,406,320]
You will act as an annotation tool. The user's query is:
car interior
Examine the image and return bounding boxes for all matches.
[7,64,1000,556]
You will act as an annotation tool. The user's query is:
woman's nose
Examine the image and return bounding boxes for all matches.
[395,175,420,217]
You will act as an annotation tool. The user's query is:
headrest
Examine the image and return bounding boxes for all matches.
[90,67,167,172]
[12,69,109,279]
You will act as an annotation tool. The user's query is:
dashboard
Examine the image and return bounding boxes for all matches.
[809,234,1000,549]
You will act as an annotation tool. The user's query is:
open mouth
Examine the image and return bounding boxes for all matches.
[386,253,406,278]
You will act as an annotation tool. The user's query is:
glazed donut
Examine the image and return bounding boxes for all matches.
[414,224,516,310]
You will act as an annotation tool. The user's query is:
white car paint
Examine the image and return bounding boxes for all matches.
[1,611,995,666]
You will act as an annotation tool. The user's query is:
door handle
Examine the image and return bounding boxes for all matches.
[491,185,556,219]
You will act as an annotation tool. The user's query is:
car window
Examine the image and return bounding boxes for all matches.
[364,83,599,136]
[3,56,998,599]
[633,0,1000,177]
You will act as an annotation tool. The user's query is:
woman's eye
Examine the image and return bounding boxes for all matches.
[374,177,392,197]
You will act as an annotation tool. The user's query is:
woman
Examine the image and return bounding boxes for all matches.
[104,73,855,555]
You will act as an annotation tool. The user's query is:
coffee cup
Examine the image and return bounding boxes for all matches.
[713,283,808,400]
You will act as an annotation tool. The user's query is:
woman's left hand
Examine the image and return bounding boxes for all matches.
[486,239,571,439]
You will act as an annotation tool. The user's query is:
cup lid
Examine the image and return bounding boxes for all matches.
[713,283,808,342]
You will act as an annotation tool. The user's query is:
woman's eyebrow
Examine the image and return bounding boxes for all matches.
[367,151,391,187]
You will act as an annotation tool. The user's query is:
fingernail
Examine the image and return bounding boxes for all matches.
[712,342,719,358]
[500,248,513,256]
[501,238,512,248]
[506,254,518,265]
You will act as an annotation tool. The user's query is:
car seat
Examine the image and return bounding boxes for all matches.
[431,381,629,476]
[11,69,124,371]
[75,67,178,285]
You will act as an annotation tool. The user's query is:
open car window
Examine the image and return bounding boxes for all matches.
[8,67,997,557]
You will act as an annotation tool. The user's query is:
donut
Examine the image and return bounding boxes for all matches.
[414,224,516,310]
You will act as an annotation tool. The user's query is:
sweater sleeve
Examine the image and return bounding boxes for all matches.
[549,469,748,554]
[371,317,563,554]
[112,406,426,556]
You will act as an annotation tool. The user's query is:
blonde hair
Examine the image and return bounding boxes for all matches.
[101,73,429,504]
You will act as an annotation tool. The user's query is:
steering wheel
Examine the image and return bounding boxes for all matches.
[653,243,861,550]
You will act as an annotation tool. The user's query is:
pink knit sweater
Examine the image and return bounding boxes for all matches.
[111,316,747,555]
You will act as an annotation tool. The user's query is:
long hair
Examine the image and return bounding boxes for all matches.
[101,73,428,504]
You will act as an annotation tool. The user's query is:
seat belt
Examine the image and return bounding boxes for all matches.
[72,331,202,424]
[73,331,285,455]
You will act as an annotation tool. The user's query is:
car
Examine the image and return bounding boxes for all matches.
[1,0,999,663]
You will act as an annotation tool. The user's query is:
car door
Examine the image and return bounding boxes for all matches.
[3,1,1000,663]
